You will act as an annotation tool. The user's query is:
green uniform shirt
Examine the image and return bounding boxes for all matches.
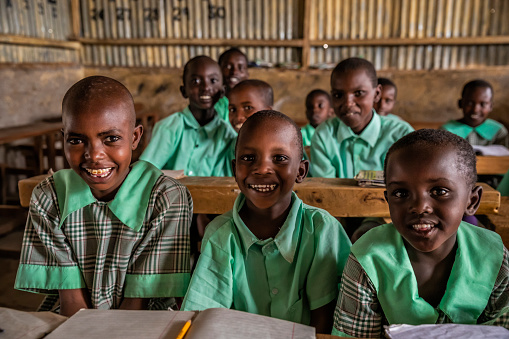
[310,111,414,178]
[441,119,509,147]
[301,124,315,148]
[140,105,236,176]
[182,192,351,325]
[498,169,509,196]
[15,161,193,309]
[215,96,229,122]
[333,222,509,337]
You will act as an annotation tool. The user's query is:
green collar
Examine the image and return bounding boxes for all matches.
[53,161,162,232]
[337,110,380,147]
[352,222,504,324]
[232,192,303,263]
[181,106,224,138]
[443,119,501,140]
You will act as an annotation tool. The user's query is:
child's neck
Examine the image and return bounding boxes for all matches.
[189,105,216,126]
[239,199,293,240]
[457,117,483,128]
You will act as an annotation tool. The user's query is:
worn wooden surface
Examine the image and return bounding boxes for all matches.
[490,196,509,249]
[476,156,509,175]
[19,175,500,217]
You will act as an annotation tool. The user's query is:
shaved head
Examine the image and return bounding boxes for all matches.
[62,76,136,127]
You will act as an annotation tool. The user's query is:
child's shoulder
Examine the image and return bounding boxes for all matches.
[301,201,341,225]
[379,113,414,133]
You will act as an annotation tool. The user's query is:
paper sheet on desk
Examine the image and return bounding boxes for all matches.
[472,145,509,156]
[384,323,509,339]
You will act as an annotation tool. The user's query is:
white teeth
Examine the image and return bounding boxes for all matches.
[85,168,112,177]
[200,95,211,100]
[230,77,239,82]
[235,123,243,130]
[412,224,434,231]
[249,184,277,192]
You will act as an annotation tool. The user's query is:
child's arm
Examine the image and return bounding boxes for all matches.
[310,300,336,334]
[59,288,92,317]
[139,119,176,169]
[309,128,337,178]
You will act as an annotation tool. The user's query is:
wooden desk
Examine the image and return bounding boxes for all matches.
[18,175,501,217]
[489,196,509,248]
[476,156,509,175]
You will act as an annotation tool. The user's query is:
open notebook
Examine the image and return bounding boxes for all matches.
[45,308,315,339]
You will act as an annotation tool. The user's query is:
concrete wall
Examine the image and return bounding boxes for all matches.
[0,64,84,128]
[85,66,509,128]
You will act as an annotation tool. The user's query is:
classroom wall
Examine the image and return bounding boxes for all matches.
[84,66,509,128]
[0,64,84,128]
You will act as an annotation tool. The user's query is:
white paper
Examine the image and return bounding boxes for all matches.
[472,145,509,156]
[385,323,509,339]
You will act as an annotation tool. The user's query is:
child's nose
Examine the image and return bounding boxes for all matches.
[84,142,105,162]
[410,194,432,215]
[254,158,273,174]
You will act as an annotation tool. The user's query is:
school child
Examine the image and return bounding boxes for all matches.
[301,89,334,148]
[182,111,352,333]
[373,77,400,119]
[14,76,193,316]
[310,57,414,178]
[227,79,273,133]
[441,79,509,147]
[140,55,237,177]
[332,129,509,337]
[215,48,250,121]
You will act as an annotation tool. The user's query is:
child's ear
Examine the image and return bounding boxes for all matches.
[458,98,463,109]
[180,85,188,99]
[131,124,144,150]
[373,84,382,104]
[465,185,483,216]
[295,160,309,183]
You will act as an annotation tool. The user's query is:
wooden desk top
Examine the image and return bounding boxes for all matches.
[489,196,509,248]
[0,121,63,144]
[476,156,509,175]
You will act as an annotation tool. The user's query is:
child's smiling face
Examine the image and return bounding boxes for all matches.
[63,94,142,201]
[331,68,381,134]
[384,144,481,255]
[233,117,308,214]
[305,92,333,128]
[228,86,271,133]
[181,57,223,112]
[220,51,249,90]
[458,86,493,127]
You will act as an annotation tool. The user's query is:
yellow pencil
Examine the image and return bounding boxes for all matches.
[175,320,192,339]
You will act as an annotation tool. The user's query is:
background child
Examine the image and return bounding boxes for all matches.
[374,77,400,119]
[333,129,509,337]
[15,76,193,316]
[301,89,334,148]
[140,55,237,176]
[227,79,273,133]
[310,57,414,178]
[182,110,351,334]
[441,79,508,147]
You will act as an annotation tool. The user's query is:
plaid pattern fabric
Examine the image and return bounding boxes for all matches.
[18,174,192,310]
[466,127,508,147]
[334,250,509,337]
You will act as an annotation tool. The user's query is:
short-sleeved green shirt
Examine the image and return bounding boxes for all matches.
[440,119,509,147]
[15,161,193,309]
[301,124,315,148]
[310,111,414,178]
[182,192,352,325]
[215,96,229,122]
[139,106,237,176]
[498,169,509,196]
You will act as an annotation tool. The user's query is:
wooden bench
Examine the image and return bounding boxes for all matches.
[18,175,500,217]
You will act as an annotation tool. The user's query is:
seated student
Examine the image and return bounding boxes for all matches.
[15,76,193,316]
[374,77,401,120]
[310,57,414,178]
[332,129,509,337]
[301,89,334,148]
[215,48,250,121]
[182,111,352,333]
[140,55,237,176]
[441,79,509,147]
[227,79,273,133]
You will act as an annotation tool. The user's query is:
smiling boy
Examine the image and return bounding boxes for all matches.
[227,79,273,133]
[15,76,193,316]
[441,80,508,147]
[301,89,334,148]
[140,55,237,176]
[310,57,413,178]
[182,111,351,333]
[332,129,509,337]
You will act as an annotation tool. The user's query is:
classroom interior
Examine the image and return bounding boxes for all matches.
[1,0,509,321]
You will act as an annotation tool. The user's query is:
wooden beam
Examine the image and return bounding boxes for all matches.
[70,0,81,40]
[78,37,305,48]
[300,0,312,70]
[0,34,81,50]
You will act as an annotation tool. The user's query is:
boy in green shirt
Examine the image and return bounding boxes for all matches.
[140,55,237,176]
[310,57,414,178]
[301,89,334,148]
[333,129,509,337]
[182,111,351,333]
[15,76,193,316]
[373,77,401,120]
